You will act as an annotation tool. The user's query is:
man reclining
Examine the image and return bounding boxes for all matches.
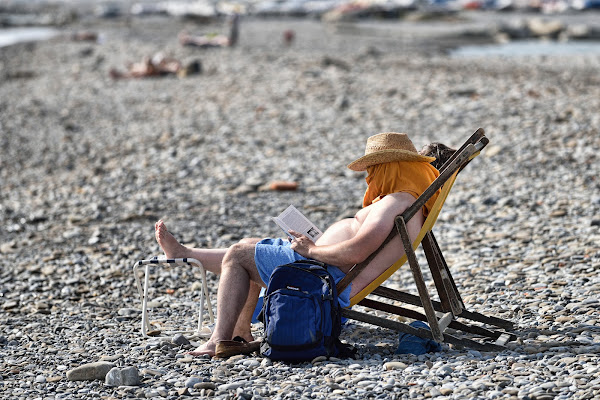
[155,132,446,357]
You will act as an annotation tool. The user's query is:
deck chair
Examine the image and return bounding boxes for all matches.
[336,128,514,352]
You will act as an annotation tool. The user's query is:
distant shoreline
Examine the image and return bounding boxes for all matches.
[2,10,600,56]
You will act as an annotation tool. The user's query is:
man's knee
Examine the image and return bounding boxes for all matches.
[239,237,261,245]
[223,242,263,284]
[224,242,256,268]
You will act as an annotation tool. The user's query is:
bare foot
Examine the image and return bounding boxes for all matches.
[188,340,216,357]
[155,220,189,259]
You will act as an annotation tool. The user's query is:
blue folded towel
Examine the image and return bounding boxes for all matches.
[395,321,442,355]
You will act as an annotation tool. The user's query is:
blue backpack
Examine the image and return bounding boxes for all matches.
[259,260,353,362]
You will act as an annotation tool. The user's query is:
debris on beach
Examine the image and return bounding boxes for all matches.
[71,31,99,42]
[268,181,299,191]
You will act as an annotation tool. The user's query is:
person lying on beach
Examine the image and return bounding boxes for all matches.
[179,14,239,48]
[109,53,202,79]
[154,133,452,357]
[109,53,182,79]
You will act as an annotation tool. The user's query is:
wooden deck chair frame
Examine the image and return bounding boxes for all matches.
[336,128,514,352]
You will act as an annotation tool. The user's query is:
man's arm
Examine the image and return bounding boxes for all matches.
[290,193,422,271]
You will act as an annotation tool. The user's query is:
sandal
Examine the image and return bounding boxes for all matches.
[215,336,261,358]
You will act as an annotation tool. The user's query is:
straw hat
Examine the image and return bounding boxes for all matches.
[347,132,436,171]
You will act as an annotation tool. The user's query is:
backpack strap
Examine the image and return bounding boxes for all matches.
[291,259,326,268]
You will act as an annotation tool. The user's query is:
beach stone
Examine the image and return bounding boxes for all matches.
[117,308,139,317]
[440,386,453,395]
[312,356,327,364]
[218,381,247,391]
[384,362,408,371]
[436,365,454,376]
[172,333,190,346]
[185,377,203,388]
[105,366,141,387]
[2,301,19,310]
[194,382,216,390]
[66,362,115,381]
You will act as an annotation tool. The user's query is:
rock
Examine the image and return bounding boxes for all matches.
[172,333,190,346]
[105,366,140,387]
[66,362,115,381]
[218,381,247,391]
[185,377,203,388]
[194,382,216,390]
[0,241,17,253]
[436,365,454,376]
[2,301,19,310]
[311,356,327,364]
[384,362,408,371]
[117,308,139,317]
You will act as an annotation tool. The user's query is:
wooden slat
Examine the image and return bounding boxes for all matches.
[427,231,466,309]
[358,298,508,340]
[437,128,485,173]
[342,308,505,352]
[370,286,514,330]
[396,216,443,343]
[422,232,463,315]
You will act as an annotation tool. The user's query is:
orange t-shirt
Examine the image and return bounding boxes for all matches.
[363,161,440,216]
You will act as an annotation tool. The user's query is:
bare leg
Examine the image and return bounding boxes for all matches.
[155,220,263,341]
[189,243,262,357]
[155,220,227,274]
[233,281,262,342]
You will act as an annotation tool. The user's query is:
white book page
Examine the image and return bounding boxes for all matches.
[272,216,293,240]
[273,205,323,242]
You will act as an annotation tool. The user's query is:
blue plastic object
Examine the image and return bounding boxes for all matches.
[395,321,442,355]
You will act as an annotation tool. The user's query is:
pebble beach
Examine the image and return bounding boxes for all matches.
[1,6,600,400]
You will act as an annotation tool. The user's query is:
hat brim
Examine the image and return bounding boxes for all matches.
[347,149,436,171]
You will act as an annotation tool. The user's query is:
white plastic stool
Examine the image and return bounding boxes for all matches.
[133,257,215,338]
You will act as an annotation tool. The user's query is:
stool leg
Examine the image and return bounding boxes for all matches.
[142,264,151,337]
[202,267,215,323]
[198,267,205,333]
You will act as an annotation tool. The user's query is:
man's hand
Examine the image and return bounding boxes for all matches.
[288,230,315,259]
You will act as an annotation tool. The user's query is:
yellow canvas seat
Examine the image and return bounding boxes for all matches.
[336,129,514,351]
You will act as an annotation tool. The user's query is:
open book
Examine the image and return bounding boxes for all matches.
[272,205,323,242]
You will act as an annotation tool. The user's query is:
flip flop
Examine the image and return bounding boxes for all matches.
[215,336,261,358]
